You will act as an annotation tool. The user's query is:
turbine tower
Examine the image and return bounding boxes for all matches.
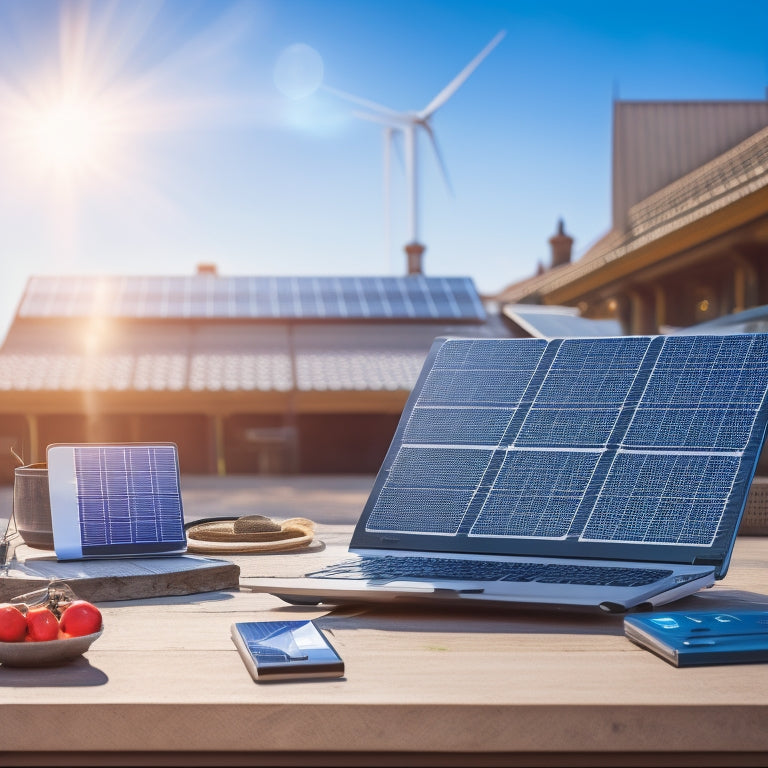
[325,30,506,274]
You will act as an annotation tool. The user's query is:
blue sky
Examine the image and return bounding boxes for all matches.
[0,0,765,335]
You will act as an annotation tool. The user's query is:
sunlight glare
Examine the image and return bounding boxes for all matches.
[21,94,116,179]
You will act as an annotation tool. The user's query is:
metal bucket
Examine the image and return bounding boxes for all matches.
[13,463,55,550]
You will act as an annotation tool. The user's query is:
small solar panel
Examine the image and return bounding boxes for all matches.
[503,305,623,338]
[48,443,186,560]
[353,334,768,572]
[18,275,486,322]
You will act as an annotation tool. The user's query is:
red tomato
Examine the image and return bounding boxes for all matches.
[26,607,59,642]
[0,604,28,642]
[60,600,102,637]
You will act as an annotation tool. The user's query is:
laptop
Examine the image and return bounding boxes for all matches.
[246,334,768,613]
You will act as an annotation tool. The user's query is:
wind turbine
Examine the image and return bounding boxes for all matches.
[325,30,506,274]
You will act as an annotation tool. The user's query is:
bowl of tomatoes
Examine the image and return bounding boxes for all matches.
[0,583,103,667]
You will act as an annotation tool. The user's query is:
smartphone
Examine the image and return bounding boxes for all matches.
[231,620,344,682]
[624,610,768,667]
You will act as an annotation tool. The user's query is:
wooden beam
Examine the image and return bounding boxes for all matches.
[545,187,768,305]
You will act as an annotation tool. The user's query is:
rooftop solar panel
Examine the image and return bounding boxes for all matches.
[352,334,768,574]
[502,304,623,338]
[18,275,486,323]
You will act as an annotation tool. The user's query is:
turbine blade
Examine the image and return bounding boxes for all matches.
[417,29,506,119]
[422,122,454,196]
[322,84,403,119]
[352,109,407,128]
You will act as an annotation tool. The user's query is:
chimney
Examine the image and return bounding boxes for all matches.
[404,242,426,275]
[548,219,573,268]
[196,263,218,276]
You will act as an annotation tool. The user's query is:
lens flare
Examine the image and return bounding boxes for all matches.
[20,95,116,179]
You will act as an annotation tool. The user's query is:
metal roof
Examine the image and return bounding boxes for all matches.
[612,100,768,230]
[494,123,768,305]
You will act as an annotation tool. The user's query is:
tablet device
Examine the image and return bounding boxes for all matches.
[231,620,344,682]
[624,610,768,667]
[47,443,187,560]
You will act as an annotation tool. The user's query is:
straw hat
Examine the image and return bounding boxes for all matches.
[185,515,315,554]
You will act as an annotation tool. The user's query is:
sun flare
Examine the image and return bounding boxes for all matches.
[21,95,116,178]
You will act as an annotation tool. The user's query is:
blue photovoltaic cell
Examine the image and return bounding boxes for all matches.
[366,447,493,533]
[418,368,537,407]
[363,333,768,549]
[534,337,650,406]
[403,407,516,446]
[419,338,546,407]
[383,447,492,490]
[471,450,601,538]
[515,407,621,448]
[432,338,546,369]
[74,445,184,553]
[581,452,741,545]
[366,486,477,534]
[624,335,768,451]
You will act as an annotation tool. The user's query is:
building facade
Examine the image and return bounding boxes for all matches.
[0,273,512,480]
[495,100,768,334]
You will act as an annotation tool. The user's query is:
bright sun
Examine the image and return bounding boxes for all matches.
[21,95,115,180]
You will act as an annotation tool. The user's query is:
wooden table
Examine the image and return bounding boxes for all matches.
[1,523,767,767]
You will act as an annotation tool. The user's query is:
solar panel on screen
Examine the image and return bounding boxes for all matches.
[357,334,768,563]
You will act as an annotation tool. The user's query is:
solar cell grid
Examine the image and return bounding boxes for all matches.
[471,450,600,538]
[536,337,649,405]
[581,452,741,545]
[515,407,621,448]
[402,407,516,445]
[19,275,486,321]
[362,334,768,555]
[418,368,537,407]
[70,444,185,555]
[366,487,475,534]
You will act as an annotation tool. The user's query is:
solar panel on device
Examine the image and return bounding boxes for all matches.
[73,444,185,557]
[358,334,768,568]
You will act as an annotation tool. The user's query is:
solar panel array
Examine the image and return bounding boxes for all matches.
[18,275,486,322]
[73,444,185,557]
[363,334,768,550]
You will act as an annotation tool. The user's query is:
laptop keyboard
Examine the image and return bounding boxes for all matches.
[307,556,673,587]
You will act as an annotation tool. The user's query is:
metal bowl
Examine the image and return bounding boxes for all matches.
[13,463,54,550]
[0,629,103,667]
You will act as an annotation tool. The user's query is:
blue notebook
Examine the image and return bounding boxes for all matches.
[624,611,768,666]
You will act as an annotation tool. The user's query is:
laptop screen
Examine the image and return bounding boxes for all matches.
[349,334,768,577]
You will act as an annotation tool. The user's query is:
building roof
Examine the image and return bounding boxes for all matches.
[17,274,487,323]
[0,276,510,397]
[612,100,768,230]
[494,122,768,305]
